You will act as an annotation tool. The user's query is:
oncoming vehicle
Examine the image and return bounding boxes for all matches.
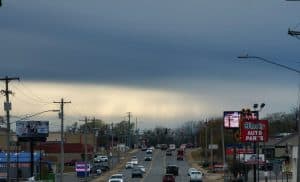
[125,161,134,169]
[146,149,153,154]
[166,149,172,156]
[187,168,198,176]
[169,144,176,151]
[189,170,203,182]
[108,174,125,182]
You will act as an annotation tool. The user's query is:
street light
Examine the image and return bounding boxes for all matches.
[238,54,300,182]
[14,109,60,122]
[237,54,300,74]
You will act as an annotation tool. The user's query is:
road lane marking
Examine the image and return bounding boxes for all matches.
[140,150,157,182]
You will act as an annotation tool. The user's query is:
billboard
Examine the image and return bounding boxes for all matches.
[223,111,259,128]
[243,154,265,164]
[240,120,268,142]
[16,121,49,138]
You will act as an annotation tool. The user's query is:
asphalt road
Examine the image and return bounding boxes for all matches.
[110,149,192,182]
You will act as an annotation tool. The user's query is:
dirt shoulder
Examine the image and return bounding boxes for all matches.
[91,149,138,182]
[185,148,224,182]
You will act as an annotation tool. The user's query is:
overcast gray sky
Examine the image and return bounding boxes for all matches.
[0,0,300,129]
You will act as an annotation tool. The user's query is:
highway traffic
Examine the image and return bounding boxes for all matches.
[108,147,197,182]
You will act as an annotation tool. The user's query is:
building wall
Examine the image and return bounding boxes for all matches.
[0,128,18,151]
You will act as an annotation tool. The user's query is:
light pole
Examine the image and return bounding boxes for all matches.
[253,103,265,182]
[238,54,300,182]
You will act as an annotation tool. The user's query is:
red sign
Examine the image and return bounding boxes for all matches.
[240,120,268,142]
[226,148,254,155]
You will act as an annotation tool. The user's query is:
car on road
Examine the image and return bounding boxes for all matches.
[161,144,168,150]
[169,144,176,151]
[94,155,108,163]
[125,161,134,169]
[177,149,184,160]
[131,167,143,178]
[166,165,179,176]
[131,158,138,165]
[188,168,198,176]
[189,170,203,182]
[137,165,146,173]
[144,155,152,161]
[162,174,175,182]
[108,174,125,182]
[166,149,172,156]
[146,149,153,154]
[141,146,147,151]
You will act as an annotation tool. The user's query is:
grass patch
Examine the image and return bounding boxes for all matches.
[191,149,202,161]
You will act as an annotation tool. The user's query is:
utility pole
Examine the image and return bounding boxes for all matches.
[0,76,19,182]
[210,127,213,172]
[221,121,226,174]
[127,112,131,148]
[84,117,88,182]
[53,98,71,182]
[205,120,208,162]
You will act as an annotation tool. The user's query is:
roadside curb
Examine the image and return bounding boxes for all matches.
[185,148,224,182]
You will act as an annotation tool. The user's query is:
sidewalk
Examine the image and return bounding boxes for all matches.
[91,149,138,182]
[185,148,224,182]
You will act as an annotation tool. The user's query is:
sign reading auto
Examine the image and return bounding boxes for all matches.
[240,120,268,142]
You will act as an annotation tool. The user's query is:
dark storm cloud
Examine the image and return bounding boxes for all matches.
[0,0,299,87]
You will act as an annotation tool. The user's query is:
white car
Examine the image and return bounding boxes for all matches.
[108,174,125,182]
[146,149,153,154]
[189,170,203,182]
[94,155,108,162]
[188,168,198,176]
[131,158,138,165]
[137,165,146,173]
[125,161,134,169]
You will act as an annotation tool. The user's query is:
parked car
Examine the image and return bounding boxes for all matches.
[125,161,134,169]
[166,165,178,176]
[162,174,175,182]
[108,174,125,182]
[98,163,110,172]
[94,155,108,163]
[132,167,143,178]
[64,159,77,166]
[189,170,203,182]
[144,155,152,161]
[91,165,102,176]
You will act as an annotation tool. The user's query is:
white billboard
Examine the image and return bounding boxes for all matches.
[243,154,265,164]
[16,121,49,138]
